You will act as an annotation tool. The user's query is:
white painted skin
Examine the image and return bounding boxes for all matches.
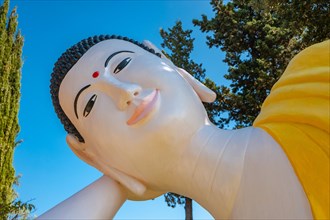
[39,39,313,219]
[39,176,126,219]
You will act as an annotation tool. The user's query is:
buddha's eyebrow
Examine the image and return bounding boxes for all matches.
[74,84,91,119]
[104,50,134,67]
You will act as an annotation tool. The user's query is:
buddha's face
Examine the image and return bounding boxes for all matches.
[59,39,210,187]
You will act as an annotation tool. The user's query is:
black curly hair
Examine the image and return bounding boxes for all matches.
[50,35,161,143]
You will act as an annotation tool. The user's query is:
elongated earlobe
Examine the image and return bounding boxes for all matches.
[66,134,96,167]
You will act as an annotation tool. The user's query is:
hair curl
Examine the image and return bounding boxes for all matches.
[50,35,161,142]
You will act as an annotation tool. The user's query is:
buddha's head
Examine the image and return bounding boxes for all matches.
[50,35,216,198]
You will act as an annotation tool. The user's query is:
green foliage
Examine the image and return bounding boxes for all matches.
[0,0,34,218]
[164,192,185,208]
[160,1,329,217]
[193,0,330,127]
[161,22,205,81]
[0,199,35,220]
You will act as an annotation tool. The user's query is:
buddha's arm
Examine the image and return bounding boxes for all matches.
[38,175,126,219]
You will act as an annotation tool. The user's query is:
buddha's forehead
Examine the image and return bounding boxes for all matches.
[71,39,146,73]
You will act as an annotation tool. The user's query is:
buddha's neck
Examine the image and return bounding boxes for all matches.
[165,123,252,219]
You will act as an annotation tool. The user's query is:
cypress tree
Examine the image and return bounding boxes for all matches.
[0,0,33,218]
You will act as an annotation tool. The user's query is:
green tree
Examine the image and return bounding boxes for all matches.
[193,0,330,127]
[0,0,34,218]
[160,20,223,220]
[160,0,329,217]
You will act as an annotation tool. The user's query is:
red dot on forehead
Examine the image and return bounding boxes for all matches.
[92,71,99,78]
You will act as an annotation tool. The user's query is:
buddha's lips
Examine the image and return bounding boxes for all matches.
[127,89,159,125]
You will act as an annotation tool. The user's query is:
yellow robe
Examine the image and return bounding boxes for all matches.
[254,40,329,219]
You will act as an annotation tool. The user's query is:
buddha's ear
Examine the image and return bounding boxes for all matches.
[143,40,216,103]
[66,134,147,196]
[66,134,96,168]
[176,67,216,103]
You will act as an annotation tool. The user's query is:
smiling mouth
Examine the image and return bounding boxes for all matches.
[127,89,159,126]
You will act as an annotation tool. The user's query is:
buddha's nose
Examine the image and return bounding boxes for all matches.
[99,74,141,111]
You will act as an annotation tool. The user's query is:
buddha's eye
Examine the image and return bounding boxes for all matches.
[114,57,132,74]
[83,94,97,117]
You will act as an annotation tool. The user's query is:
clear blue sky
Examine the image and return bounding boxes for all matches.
[10,0,228,218]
